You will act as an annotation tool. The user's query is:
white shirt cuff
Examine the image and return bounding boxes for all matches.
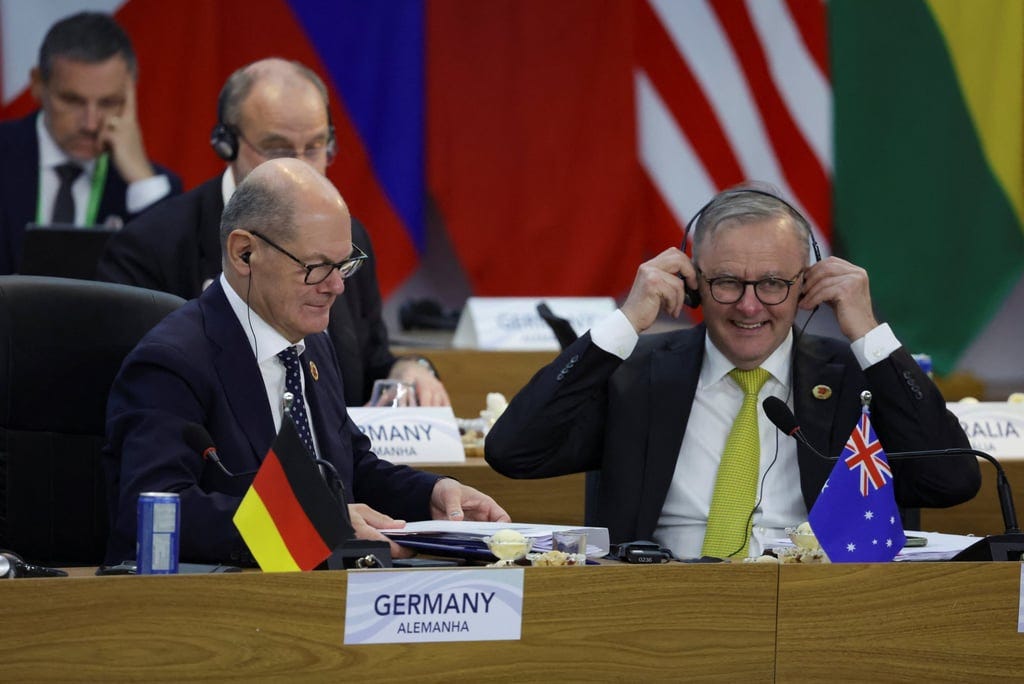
[850,322,901,370]
[590,309,639,360]
[126,174,172,214]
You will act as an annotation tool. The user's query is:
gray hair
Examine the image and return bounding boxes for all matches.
[38,12,137,81]
[217,59,330,128]
[220,173,296,250]
[691,186,812,267]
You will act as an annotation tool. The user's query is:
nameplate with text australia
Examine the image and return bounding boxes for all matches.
[344,568,524,644]
[946,402,1024,458]
[349,407,464,464]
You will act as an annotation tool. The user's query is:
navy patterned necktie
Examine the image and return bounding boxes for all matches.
[53,162,83,224]
[277,346,316,458]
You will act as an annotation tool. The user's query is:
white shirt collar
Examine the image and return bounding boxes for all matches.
[36,111,96,175]
[701,327,794,391]
[219,272,305,364]
[221,166,237,206]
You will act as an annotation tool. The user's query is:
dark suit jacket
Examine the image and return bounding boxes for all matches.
[103,279,439,565]
[485,325,981,546]
[0,112,181,275]
[96,174,396,405]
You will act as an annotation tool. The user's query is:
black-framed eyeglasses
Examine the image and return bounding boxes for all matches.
[250,231,367,284]
[699,270,804,305]
[235,127,330,163]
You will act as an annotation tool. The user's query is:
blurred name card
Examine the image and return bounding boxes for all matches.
[946,402,1024,458]
[349,407,464,464]
[344,568,524,644]
[452,296,616,350]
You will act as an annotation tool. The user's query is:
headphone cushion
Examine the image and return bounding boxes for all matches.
[210,123,239,162]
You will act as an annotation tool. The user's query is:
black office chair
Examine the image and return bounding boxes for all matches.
[0,276,185,565]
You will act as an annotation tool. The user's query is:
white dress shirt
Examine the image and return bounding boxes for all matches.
[590,309,900,558]
[220,273,321,457]
[36,112,171,225]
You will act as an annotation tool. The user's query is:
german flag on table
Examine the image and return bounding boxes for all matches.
[233,414,352,572]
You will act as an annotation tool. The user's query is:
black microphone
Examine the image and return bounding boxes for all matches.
[182,423,256,478]
[762,396,830,460]
[0,550,67,578]
[762,397,1024,558]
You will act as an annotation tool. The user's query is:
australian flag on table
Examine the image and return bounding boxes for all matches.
[808,406,906,562]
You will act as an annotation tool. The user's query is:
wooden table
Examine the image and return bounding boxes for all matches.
[776,562,1024,681]
[1,564,777,681]
[5,562,1023,681]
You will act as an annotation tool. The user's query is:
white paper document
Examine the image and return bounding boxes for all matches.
[770,529,979,561]
[383,520,610,558]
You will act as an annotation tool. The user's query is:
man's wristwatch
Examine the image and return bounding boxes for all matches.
[397,354,439,379]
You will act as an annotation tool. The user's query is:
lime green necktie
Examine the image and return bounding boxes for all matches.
[702,367,771,558]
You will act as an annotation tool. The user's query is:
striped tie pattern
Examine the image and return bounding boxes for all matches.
[701,367,771,558]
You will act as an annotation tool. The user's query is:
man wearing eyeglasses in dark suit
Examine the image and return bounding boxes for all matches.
[486,186,979,561]
[96,58,446,406]
[103,158,508,566]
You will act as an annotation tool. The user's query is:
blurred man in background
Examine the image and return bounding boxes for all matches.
[0,11,180,274]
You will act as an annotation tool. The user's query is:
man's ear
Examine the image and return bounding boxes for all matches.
[225,230,255,274]
[29,67,44,102]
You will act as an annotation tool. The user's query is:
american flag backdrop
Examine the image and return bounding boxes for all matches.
[636,0,832,257]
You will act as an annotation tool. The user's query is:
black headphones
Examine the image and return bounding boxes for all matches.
[680,188,821,308]
[241,251,251,264]
[209,88,338,163]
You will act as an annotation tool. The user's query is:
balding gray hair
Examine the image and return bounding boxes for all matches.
[219,173,295,250]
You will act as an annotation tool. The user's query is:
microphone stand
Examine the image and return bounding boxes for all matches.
[889,448,1024,562]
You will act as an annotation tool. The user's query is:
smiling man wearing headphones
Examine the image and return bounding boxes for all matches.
[486,186,980,560]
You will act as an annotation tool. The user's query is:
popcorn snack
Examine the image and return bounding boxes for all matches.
[486,392,509,417]
[780,522,830,563]
[528,550,586,566]
[787,522,821,550]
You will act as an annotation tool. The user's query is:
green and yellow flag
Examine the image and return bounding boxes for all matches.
[832,0,1024,374]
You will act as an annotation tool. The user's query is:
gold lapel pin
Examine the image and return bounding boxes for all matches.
[812,384,832,400]
[309,361,319,381]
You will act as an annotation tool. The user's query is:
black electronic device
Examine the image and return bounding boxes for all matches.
[536,301,579,349]
[609,541,676,564]
[20,223,118,280]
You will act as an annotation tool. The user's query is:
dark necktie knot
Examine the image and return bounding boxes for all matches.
[55,162,83,184]
[52,162,83,224]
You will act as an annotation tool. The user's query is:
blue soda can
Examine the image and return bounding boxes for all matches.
[136,492,180,574]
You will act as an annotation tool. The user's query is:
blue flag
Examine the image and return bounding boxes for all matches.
[808,407,906,562]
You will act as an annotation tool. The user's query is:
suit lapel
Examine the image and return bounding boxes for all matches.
[299,335,347,458]
[201,280,276,462]
[792,332,846,507]
[637,326,706,535]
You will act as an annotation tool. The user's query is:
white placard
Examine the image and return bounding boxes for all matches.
[349,407,465,464]
[946,402,1024,458]
[344,568,524,644]
[1019,565,1024,632]
[452,296,616,350]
